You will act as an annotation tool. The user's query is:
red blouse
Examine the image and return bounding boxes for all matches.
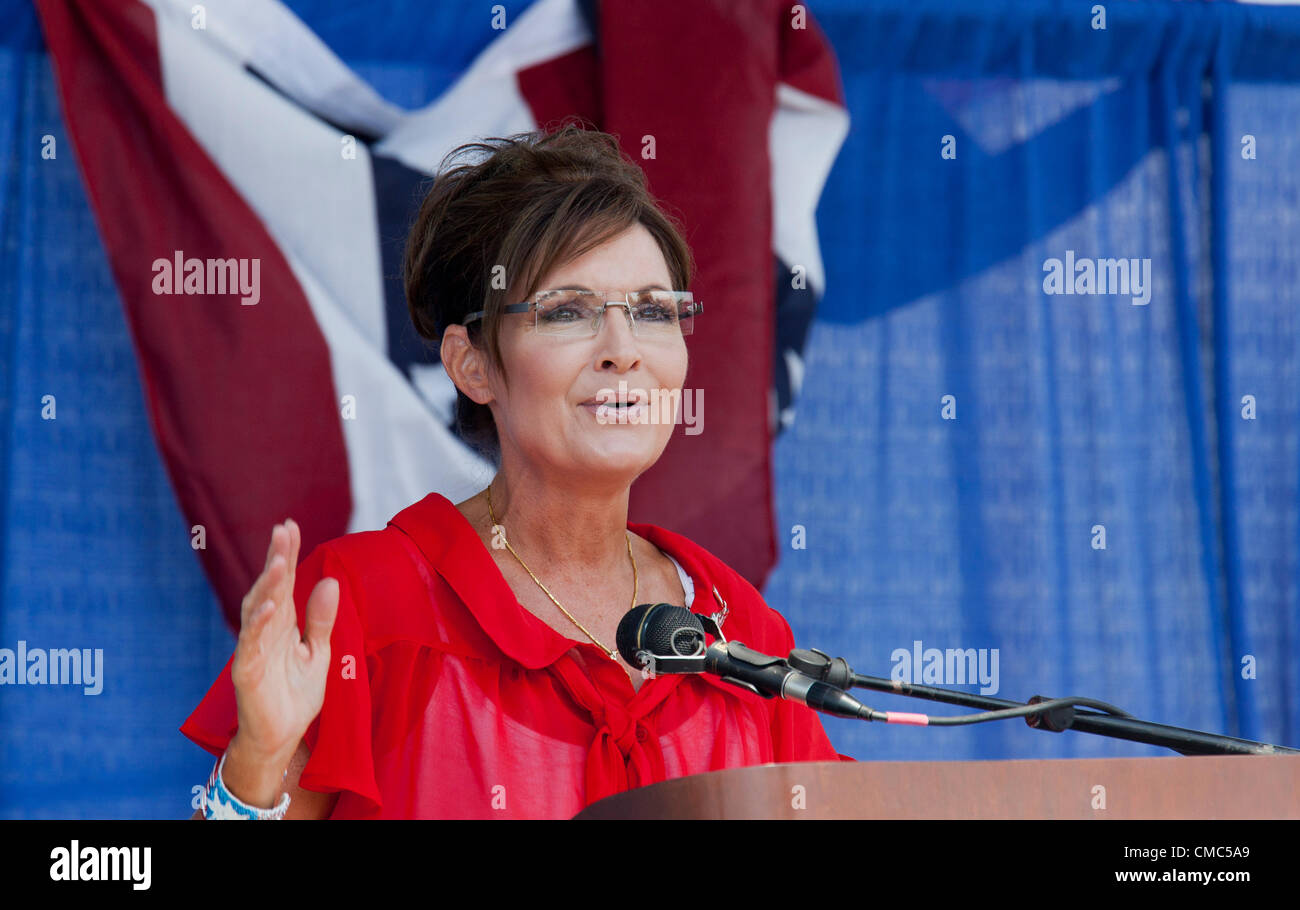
[181,492,854,818]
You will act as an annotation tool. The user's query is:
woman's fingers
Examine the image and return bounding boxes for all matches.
[255,523,293,635]
[263,522,286,574]
[244,523,287,629]
[266,554,294,637]
[242,544,283,630]
[239,520,307,643]
[271,522,297,608]
[241,519,331,656]
[302,576,339,660]
[286,518,301,578]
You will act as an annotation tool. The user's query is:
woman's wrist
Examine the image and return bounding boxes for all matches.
[221,733,293,810]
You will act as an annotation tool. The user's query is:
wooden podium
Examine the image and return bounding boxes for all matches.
[573,754,1300,819]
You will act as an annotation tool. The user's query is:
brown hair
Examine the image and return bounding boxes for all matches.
[403,122,696,461]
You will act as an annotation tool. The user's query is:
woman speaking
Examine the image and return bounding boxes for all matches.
[181,125,850,819]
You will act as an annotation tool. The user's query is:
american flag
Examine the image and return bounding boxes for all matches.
[36,0,847,629]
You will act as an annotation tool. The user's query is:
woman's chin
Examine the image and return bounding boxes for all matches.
[571,429,665,476]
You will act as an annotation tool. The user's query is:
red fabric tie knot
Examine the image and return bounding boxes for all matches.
[549,652,667,805]
[592,703,639,754]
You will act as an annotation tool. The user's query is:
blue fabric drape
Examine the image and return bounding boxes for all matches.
[2,0,1298,817]
[766,0,1300,762]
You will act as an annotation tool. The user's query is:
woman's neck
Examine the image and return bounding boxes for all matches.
[484,462,633,576]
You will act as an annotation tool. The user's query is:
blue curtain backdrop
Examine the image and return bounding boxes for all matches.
[2,0,1298,818]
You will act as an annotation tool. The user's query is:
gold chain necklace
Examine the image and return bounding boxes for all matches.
[486,483,634,661]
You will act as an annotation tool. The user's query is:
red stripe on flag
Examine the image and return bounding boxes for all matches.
[780,4,845,105]
[596,0,782,587]
[518,45,601,129]
[36,0,352,631]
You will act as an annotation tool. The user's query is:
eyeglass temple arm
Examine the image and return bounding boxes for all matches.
[462,303,532,325]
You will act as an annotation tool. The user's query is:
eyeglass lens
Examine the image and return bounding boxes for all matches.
[534,291,695,336]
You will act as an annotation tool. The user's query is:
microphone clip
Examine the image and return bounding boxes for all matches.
[786,648,855,690]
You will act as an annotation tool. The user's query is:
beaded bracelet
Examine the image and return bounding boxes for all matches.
[202,750,291,820]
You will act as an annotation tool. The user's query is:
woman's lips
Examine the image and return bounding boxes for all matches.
[579,391,645,406]
[580,400,647,423]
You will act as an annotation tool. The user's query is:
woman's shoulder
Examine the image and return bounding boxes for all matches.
[299,519,419,583]
[303,492,468,583]
[293,492,481,648]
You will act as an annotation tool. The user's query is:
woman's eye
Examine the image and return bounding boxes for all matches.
[635,304,675,321]
[541,305,583,322]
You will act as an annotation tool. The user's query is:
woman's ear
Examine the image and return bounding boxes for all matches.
[440,325,494,405]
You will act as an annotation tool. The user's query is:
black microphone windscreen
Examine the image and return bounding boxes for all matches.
[616,603,705,667]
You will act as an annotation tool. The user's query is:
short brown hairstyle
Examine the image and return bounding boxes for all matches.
[403,123,696,461]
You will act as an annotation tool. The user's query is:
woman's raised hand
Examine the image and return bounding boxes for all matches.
[229,519,339,768]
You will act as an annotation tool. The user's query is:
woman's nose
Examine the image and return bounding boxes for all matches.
[596,301,636,336]
[595,303,641,363]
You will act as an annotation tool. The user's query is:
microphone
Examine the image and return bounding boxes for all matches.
[615,603,709,660]
[616,603,873,720]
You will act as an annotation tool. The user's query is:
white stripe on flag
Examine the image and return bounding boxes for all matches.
[376,0,591,173]
[146,0,493,531]
[770,81,850,299]
[144,0,405,136]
